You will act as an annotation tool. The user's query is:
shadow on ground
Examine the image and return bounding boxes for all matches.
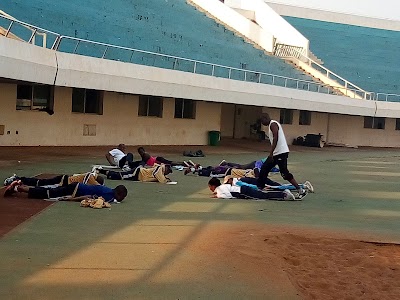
[0,141,400,299]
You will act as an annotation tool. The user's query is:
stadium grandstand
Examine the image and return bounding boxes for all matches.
[0,0,399,147]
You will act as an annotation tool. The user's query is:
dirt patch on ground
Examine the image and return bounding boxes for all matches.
[0,174,57,237]
[194,223,400,300]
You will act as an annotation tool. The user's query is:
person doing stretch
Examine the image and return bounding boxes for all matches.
[184,164,258,178]
[96,164,173,184]
[4,180,127,203]
[225,176,314,193]
[137,147,194,167]
[207,178,296,200]
[4,172,104,187]
[106,144,142,170]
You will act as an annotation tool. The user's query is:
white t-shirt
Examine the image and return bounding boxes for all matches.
[109,148,125,165]
[268,120,289,156]
[215,184,241,199]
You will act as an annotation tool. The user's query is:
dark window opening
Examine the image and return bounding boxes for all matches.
[138,95,163,117]
[280,109,293,125]
[299,110,311,125]
[16,84,53,111]
[174,98,196,119]
[72,88,103,115]
[364,116,385,129]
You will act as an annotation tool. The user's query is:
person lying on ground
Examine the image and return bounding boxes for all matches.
[106,144,142,170]
[218,158,268,170]
[4,172,104,187]
[184,164,258,178]
[137,147,195,167]
[224,176,314,194]
[207,177,297,201]
[4,180,127,203]
[95,164,173,184]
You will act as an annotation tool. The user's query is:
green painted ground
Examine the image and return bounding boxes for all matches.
[0,147,399,299]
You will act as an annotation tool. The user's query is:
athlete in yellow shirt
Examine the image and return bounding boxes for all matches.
[95,164,172,184]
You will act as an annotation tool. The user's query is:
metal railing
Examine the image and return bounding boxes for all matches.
[274,43,306,59]
[52,35,344,95]
[0,11,58,48]
[373,93,400,102]
[1,14,399,102]
[274,43,372,99]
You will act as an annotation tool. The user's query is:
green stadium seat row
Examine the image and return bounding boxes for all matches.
[284,16,400,96]
[1,0,316,89]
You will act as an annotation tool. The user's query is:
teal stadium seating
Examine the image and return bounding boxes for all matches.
[285,17,400,97]
[0,0,320,90]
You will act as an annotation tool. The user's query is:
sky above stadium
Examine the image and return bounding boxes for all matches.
[267,0,400,21]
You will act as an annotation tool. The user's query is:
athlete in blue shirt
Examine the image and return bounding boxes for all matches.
[4,181,127,203]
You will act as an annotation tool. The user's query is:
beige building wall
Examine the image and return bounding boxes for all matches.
[220,103,235,137]
[1,37,400,147]
[0,83,221,146]
[262,107,328,144]
[1,82,400,147]
[328,114,400,147]
[234,105,263,139]
[261,107,400,147]
[0,36,385,117]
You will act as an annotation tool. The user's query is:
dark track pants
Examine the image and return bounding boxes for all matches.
[28,183,78,199]
[118,153,143,169]
[223,161,256,169]
[232,185,285,200]
[198,166,230,177]
[257,152,292,188]
[20,175,69,187]
[155,157,173,165]
[100,168,140,181]
[240,177,281,187]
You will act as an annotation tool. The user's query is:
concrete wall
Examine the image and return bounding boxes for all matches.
[0,36,56,85]
[234,105,263,139]
[0,83,221,146]
[0,35,386,117]
[188,0,275,52]
[1,36,400,147]
[261,106,400,147]
[1,80,400,147]
[262,107,328,144]
[328,115,400,148]
[225,0,309,50]
[220,103,235,137]
[265,2,400,31]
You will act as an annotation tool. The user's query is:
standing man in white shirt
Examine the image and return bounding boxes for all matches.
[257,113,307,199]
[106,144,139,170]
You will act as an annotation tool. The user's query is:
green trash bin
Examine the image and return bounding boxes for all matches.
[208,130,221,146]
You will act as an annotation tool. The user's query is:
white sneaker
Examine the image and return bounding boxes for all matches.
[4,174,18,186]
[304,181,314,193]
[283,189,295,201]
[91,165,103,172]
[122,165,131,172]
[297,188,308,200]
